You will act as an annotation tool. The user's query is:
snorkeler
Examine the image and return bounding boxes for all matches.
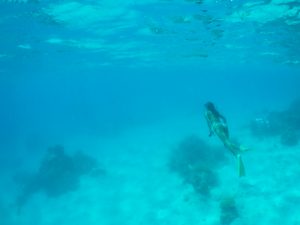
[204,102,248,177]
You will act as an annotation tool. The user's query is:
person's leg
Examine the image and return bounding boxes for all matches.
[223,139,240,156]
[214,125,246,177]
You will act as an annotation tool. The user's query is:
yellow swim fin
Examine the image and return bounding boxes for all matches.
[237,154,245,177]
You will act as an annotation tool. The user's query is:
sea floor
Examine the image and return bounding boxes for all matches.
[2,115,300,225]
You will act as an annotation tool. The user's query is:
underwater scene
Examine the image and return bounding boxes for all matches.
[1,0,300,224]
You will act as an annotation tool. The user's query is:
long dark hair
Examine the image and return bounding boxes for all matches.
[205,102,222,118]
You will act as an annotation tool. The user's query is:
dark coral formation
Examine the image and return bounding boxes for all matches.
[168,135,227,197]
[16,145,104,210]
[219,196,239,225]
[250,99,300,146]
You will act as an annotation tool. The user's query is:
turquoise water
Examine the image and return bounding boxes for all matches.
[1,0,300,224]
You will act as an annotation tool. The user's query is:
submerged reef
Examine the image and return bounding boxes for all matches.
[219,196,239,225]
[168,135,227,197]
[250,99,300,146]
[15,145,104,210]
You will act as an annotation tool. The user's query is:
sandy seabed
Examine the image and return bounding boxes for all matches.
[3,115,300,225]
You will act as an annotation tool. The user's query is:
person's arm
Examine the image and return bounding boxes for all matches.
[205,111,214,137]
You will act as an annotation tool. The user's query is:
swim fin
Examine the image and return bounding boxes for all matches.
[237,154,245,177]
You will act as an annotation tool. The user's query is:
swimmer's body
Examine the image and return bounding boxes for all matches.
[204,102,248,177]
